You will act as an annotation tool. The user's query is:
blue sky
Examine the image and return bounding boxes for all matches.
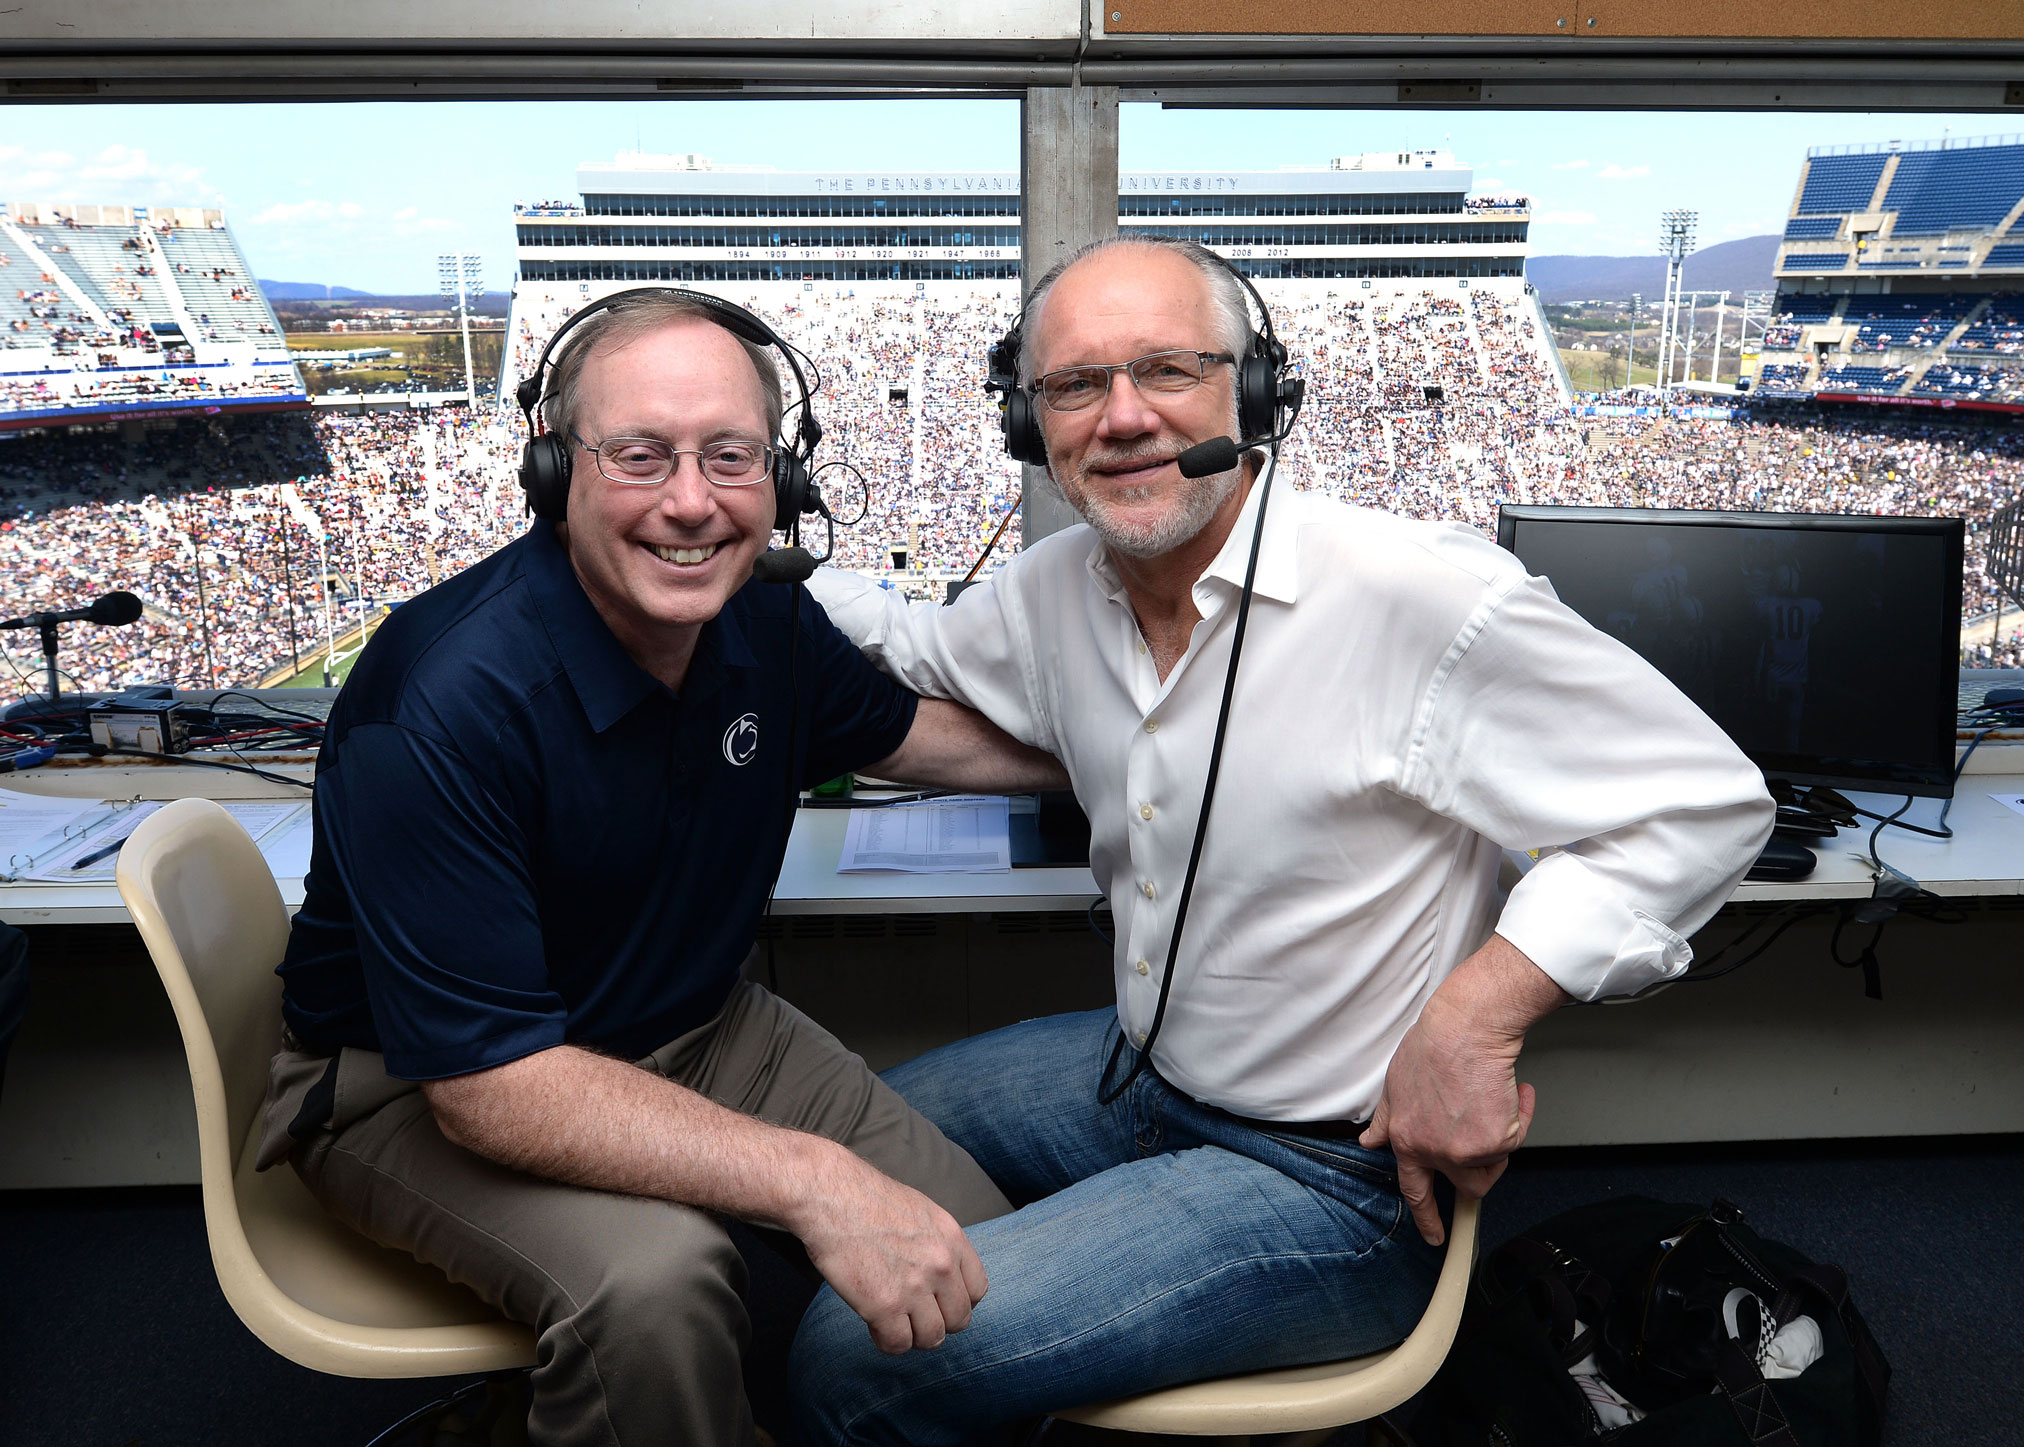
[0,101,2000,294]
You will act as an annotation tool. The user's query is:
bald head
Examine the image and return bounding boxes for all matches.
[1022,236,1251,386]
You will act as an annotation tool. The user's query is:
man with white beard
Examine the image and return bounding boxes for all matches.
[791,236,1772,1443]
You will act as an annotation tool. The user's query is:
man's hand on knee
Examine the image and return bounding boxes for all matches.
[1360,934,1570,1246]
[791,1140,989,1355]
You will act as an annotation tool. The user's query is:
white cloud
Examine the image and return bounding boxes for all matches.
[1475,177,1509,190]
[1535,209,1598,225]
[79,144,150,182]
[1598,163,1652,181]
[1550,159,1590,171]
[252,199,339,224]
[251,196,453,238]
[0,143,218,204]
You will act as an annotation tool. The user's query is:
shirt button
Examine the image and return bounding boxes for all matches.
[1134,1031,1148,1047]
[1140,802,1154,820]
[1135,959,1150,976]
[1145,719,1159,734]
[1142,880,1156,899]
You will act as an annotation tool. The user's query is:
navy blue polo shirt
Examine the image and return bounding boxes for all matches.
[278,521,917,1080]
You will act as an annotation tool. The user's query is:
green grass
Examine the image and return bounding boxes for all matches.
[1558,349,1660,393]
[271,618,384,688]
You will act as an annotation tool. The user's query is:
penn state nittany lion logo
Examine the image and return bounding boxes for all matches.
[722,713,761,766]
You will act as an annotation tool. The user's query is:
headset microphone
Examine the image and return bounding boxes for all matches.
[1174,376,1308,479]
[751,548,818,585]
[1175,437,1244,480]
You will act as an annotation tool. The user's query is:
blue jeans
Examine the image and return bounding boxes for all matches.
[788,1008,1444,1445]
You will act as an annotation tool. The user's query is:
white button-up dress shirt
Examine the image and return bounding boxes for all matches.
[809,471,1774,1122]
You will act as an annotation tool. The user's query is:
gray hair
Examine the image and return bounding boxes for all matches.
[1020,235,1253,385]
[540,289,785,445]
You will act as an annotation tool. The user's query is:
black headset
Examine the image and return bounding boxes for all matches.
[514,286,824,529]
[985,249,1298,467]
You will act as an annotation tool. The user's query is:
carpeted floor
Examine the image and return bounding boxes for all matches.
[3,1135,2018,1446]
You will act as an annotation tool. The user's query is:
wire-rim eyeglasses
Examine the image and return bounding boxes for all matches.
[574,433,776,487]
[1029,350,1236,414]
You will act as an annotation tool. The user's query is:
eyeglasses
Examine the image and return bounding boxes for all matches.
[575,434,776,487]
[1029,349,1235,414]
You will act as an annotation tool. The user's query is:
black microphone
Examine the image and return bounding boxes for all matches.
[751,548,818,585]
[0,590,145,630]
[86,591,145,626]
[1175,437,1246,479]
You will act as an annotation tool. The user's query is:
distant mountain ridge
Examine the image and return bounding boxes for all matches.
[1526,235,1781,303]
[260,281,511,316]
[259,280,375,300]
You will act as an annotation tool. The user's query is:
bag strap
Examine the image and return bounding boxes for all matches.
[1488,1236,1612,1366]
[1775,1263,1892,1447]
[1713,1337,1803,1447]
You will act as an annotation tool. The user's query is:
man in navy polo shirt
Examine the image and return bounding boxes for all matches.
[255,292,1065,1447]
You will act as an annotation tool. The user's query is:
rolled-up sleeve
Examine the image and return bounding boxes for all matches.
[1398,573,1775,1001]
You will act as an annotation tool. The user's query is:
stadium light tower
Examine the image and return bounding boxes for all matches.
[437,252,485,406]
[1656,210,1697,391]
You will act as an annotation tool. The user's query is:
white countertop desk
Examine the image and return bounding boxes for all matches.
[6,755,2024,1186]
[6,758,2024,924]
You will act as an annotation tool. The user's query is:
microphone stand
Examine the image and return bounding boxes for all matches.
[38,618,60,704]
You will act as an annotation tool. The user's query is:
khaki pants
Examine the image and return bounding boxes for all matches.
[258,980,1013,1447]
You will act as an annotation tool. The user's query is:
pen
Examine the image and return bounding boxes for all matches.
[69,837,127,872]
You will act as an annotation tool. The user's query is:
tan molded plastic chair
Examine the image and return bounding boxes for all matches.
[1053,1194,1481,1441]
[117,797,536,1378]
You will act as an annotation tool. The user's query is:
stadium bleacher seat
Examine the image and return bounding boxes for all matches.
[1752,362,1811,389]
[1883,144,2024,237]
[1784,252,1850,271]
[1818,363,1912,393]
[1844,294,1979,352]
[1783,216,1844,241]
[1952,297,2024,355]
[1985,243,2024,269]
[1796,153,1890,214]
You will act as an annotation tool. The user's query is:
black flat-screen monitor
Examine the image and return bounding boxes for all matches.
[1495,507,1964,798]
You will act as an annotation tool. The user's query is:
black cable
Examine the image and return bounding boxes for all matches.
[361,1376,500,1447]
[102,746,314,790]
[1939,728,1994,835]
[1865,795,1915,876]
[813,460,870,527]
[204,689,331,727]
[1087,895,1114,949]
[1096,447,1279,1107]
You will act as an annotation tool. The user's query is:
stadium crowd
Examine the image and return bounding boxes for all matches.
[0,281,2018,693]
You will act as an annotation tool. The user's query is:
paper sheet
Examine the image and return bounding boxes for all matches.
[17,801,166,882]
[1990,792,2024,821]
[256,805,318,878]
[15,799,310,883]
[837,794,1011,874]
[0,789,105,878]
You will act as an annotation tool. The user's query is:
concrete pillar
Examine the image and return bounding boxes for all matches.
[1020,84,1118,544]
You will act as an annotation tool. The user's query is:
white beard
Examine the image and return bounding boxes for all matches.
[1059,450,1245,560]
